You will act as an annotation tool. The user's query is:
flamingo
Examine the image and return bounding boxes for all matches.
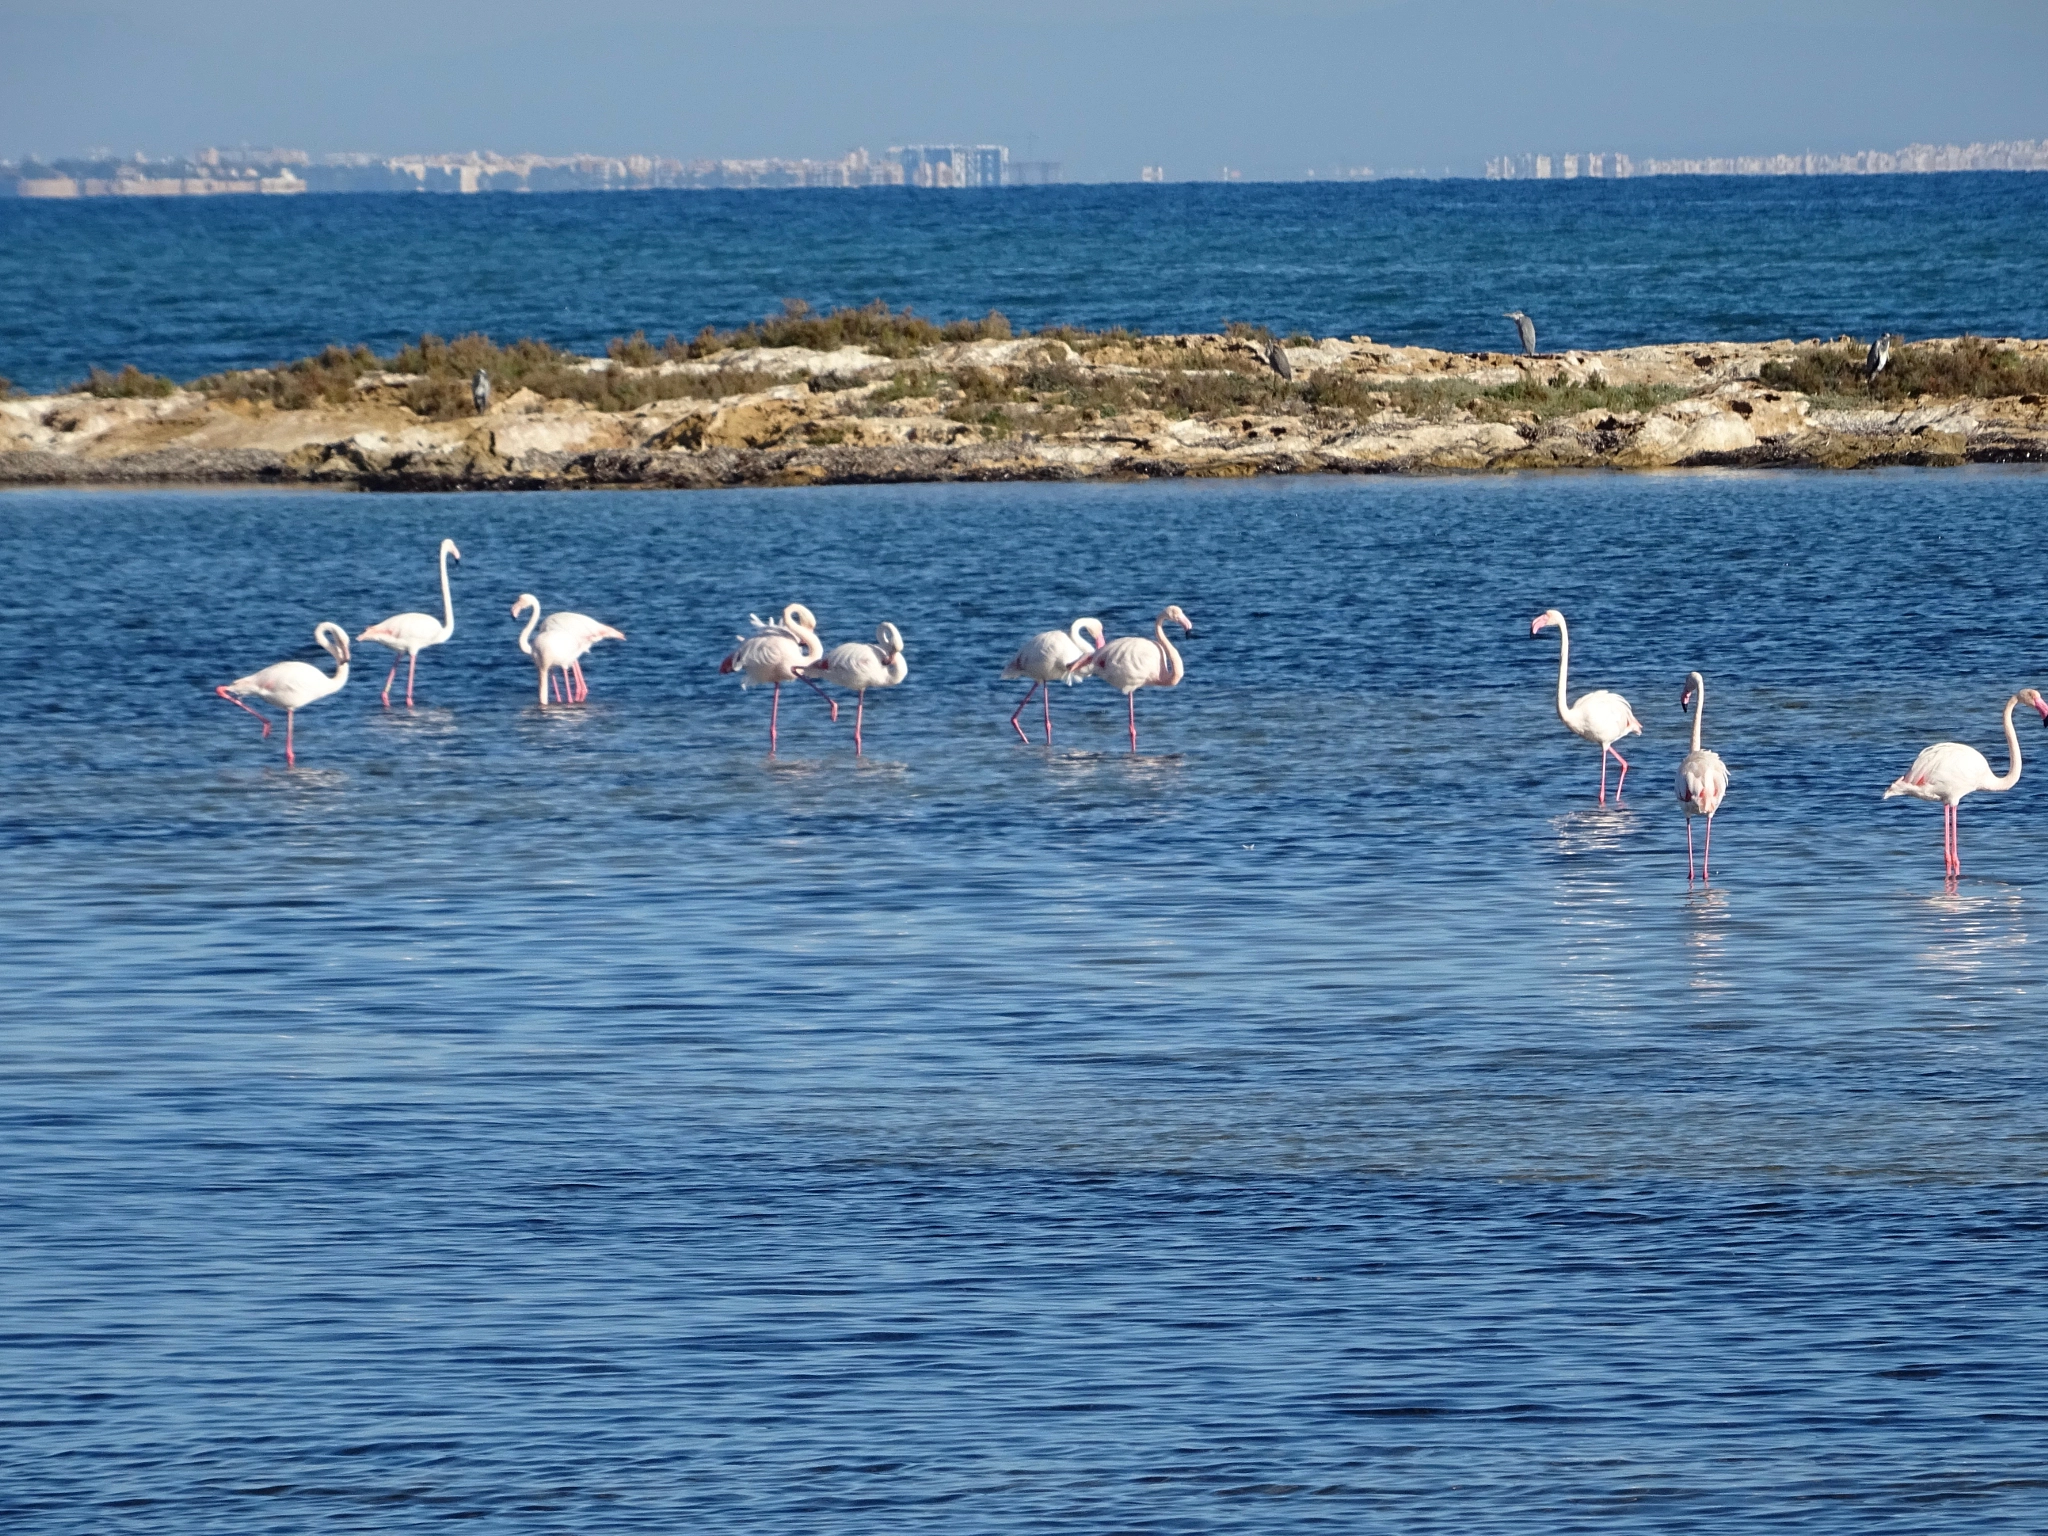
[216,622,351,766]
[511,595,625,706]
[718,602,835,754]
[1076,605,1193,753]
[801,621,908,755]
[1676,670,1731,882]
[358,537,460,707]
[1001,616,1105,744]
[1531,608,1642,802]
[1883,688,2048,877]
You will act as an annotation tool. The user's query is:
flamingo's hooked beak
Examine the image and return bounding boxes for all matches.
[1680,688,1694,713]
[2035,696,2048,727]
[1529,615,1549,636]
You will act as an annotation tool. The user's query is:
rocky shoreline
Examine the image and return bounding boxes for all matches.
[6,333,2047,492]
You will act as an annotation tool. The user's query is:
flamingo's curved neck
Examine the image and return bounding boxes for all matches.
[1154,613,1184,687]
[795,624,824,666]
[1552,617,1572,723]
[516,599,540,656]
[1991,695,2024,791]
[1689,674,1705,754]
[437,545,456,639]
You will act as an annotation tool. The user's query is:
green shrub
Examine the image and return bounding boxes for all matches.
[75,364,176,398]
[1759,337,2048,403]
[196,344,379,409]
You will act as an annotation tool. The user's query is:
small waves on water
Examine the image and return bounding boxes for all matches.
[3,468,2048,1532]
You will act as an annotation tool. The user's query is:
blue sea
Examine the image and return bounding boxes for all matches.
[6,183,2048,1533]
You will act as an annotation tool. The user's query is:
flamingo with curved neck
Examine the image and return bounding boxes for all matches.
[1531,608,1641,802]
[1884,688,2048,877]
[1676,670,1730,882]
[1079,605,1192,753]
[216,622,351,766]
[358,537,460,707]
[719,602,834,754]
[512,594,625,707]
[1001,616,1105,744]
[802,620,908,755]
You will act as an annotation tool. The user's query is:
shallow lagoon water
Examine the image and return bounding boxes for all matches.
[4,469,2048,1532]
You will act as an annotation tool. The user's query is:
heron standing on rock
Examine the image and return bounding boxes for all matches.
[472,369,492,415]
[1503,311,1538,357]
[1264,339,1295,380]
[1864,333,1895,384]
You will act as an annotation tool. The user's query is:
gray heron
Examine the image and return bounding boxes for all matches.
[1863,333,1895,384]
[1503,311,1537,357]
[472,368,492,415]
[1264,339,1295,380]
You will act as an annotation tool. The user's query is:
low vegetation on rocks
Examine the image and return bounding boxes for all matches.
[1759,336,2048,405]
[75,364,177,399]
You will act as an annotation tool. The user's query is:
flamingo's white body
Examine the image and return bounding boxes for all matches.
[1675,670,1730,882]
[1883,689,2047,876]
[1531,608,1642,802]
[1001,617,1104,744]
[359,537,460,707]
[216,622,351,766]
[1076,605,1193,753]
[718,603,834,753]
[512,595,625,706]
[801,621,907,755]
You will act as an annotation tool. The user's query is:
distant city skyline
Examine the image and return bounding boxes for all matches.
[2,1,2043,187]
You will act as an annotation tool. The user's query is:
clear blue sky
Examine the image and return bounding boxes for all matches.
[3,0,2044,181]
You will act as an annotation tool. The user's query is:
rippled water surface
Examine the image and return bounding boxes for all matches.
[5,469,2048,1532]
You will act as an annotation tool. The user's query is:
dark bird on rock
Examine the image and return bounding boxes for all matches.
[472,369,492,415]
[1264,339,1294,380]
[1503,311,1538,357]
[1864,333,1895,384]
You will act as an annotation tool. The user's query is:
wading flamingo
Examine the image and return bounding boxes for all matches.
[718,603,833,754]
[512,595,626,706]
[216,622,351,766]
[1076,605,1193,753]
[359,537,461,707]
[1531,608,1641,802]
[1883,688,2047,877]
[1001,617,1105,744]
[1676,670,1731,882]
[801,621,908,755]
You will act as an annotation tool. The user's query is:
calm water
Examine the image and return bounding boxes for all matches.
[6,175,2048,391]
[4,468,2048,1531]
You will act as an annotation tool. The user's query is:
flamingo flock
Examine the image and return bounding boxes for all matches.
[211,538,2047,884]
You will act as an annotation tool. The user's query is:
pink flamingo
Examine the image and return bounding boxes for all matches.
[718,603,834,754]
[801,621,908,755]
[1001,616,1105,744]
[216,622,351,766]
[1075,605,1192,753]
[1884,688,2047,876]
[1531,608,1641,802]
[511,595,625,706]
[1676,670,1730,882]
[358,537,460,707]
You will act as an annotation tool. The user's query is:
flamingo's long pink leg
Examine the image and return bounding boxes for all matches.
[405,652,418,707]
[769,682,781,755]
[216,686,273,738]
[1612,746,1630,800]
[1127,692,1139,754]
[801,676,838,721]
[1010,681,1041,744]
[380,660,398,708]
[854,692,866,756]
[284,708,296,767]
[1043,683,1053,745]
[1598,748,1608,804]
[572,659,588,702]
[1686,818,1697,882]
[1703,814,1713,882]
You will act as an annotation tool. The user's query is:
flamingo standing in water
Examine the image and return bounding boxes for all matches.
[216,622,351,766]
[719,603,834,754]
[801,621,908,755]
[1883,688,2047,876]
[1531,608,1641,802]
[359,537,460,707]
[511,595,626,707]
[1076,605,1193,753]
[1676,670,1731,882]
[1001,616,1105,744]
